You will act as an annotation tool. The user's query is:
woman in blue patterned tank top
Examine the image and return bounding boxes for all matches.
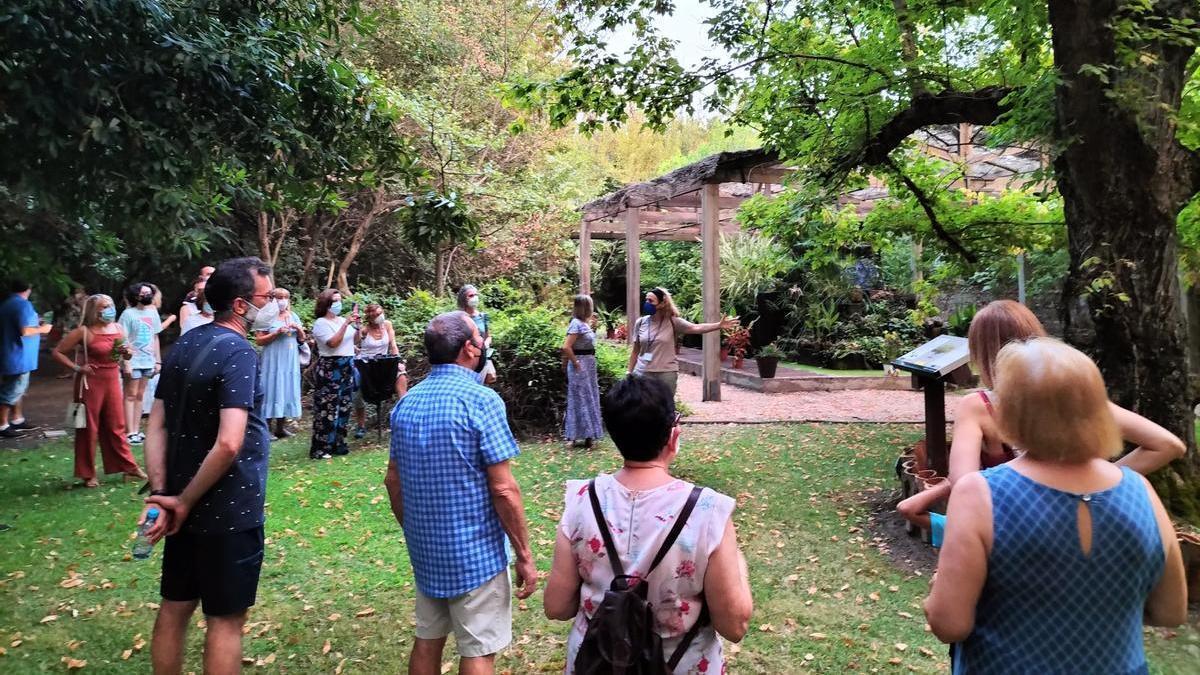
[925,338,1187,674]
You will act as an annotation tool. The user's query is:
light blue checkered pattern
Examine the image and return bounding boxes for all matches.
[955,465,1164,674]
[389,364,520,598]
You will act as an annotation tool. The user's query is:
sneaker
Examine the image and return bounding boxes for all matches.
[0,426,27,439]
[353,427,366,440]
[311,453,332,460]
[128,433,144,445]
[8,420,42,432]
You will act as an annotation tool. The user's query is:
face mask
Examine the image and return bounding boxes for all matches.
[276,298,289,311]
[202,301,213,314]
[252,298,280,332]
[138,294,153,306]
[100,307,116,323]
[373,314,385,326]
[472,338,488,373]
[329,301,343,316]
[239,298,261,329]
[467,296,480,309]
[642,301,657,316]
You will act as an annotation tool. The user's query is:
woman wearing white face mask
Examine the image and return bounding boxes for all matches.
[52,294,145,487]
[180,283,214,335]
[310,289,359,459]
[254,288,306,439]
[457,284,496,385]
[352,303,407,439]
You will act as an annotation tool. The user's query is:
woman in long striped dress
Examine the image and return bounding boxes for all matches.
[562,295,603,448]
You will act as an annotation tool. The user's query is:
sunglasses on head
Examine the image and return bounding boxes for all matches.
[673,411,682,427]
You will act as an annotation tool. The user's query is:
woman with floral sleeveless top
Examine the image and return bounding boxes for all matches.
[543,376,752,674]
[925,338,1187,672]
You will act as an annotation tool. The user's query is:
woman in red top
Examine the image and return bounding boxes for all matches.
[52,294,146,487]
[898,300,1183,532]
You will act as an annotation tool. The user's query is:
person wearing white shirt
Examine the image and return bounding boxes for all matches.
[309,289,360,459]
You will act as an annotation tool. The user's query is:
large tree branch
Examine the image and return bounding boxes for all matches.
[829,86,1014,178]
[884,157,979,264]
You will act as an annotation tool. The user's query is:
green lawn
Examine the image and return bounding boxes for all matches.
[783,362,886,378]
[1,426,1196,673]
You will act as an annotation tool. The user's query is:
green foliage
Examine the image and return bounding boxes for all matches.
[477,279,537,314]
[1,0,421,294]
[947,304,979,338]
[490,309,626,436]
[756,342,784,359]
[639,242,703,319]
[719,232,792,313]
[400,190,479,254]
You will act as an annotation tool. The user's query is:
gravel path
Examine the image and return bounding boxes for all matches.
[676,372,966,424]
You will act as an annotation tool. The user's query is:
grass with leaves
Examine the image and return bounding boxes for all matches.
[1,425,1197,673]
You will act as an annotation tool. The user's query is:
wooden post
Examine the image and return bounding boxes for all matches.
[625,207,641,344]
[579,218,592,295]
[701,184,722,402]
[922,376,948,476]
[1016,251,1026,304]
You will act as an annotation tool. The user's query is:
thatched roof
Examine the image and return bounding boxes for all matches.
[581,148,785,221]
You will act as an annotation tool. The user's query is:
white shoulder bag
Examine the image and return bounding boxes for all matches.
[65,328,89,429]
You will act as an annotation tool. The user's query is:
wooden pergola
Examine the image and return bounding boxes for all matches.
[577,127,1044,403]
[577,149,794,402]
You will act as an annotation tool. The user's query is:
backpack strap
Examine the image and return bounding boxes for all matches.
[587,478,626,578]
[667,602,710,670]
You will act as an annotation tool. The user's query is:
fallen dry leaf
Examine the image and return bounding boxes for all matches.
[40,614,59,624]
[327,613,341,622]
[895,643,908,651]
[322,640,331,655]
[61,656,87,669]
[354,607,375,618]
[121,650,133,661]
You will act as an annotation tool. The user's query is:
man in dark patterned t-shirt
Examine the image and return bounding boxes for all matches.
[139,257,273,673]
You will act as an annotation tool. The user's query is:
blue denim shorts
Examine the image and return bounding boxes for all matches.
[127,367,155,380]
[0,372,30,405]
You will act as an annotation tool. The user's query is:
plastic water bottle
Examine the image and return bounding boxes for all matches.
[132,508,160,560]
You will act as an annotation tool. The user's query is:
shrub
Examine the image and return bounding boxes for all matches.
[490,308,626,436]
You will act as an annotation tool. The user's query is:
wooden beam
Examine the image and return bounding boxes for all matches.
[701,183,722,402]
[709,165,794,185]
[579,218,591,295]
[625,207,641,345]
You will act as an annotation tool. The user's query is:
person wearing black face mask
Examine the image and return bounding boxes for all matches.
[626,287,739,396]
[119,282,163,445]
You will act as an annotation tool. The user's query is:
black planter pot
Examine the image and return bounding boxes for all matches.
[756,356,780,379]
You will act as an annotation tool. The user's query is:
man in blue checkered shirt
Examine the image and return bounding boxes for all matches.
[385,311,536,674]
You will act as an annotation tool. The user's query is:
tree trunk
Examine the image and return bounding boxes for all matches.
[1049,0,1200,520]
[434,244,447,297]
[335,189,389,295]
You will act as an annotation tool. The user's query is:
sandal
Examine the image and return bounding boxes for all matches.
[83,478,99,488]
[124,469,148,481]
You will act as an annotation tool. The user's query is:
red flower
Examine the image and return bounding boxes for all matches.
[698,657,709,672]
[578,484,589,496]
[583,597,595,614]
[588,537,602,554]
[680,600,690,613]
[675,560,697,579]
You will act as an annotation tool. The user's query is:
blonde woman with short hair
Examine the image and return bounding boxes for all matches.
[925,338,1187,672]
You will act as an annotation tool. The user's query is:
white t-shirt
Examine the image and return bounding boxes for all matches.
[312,317,356,357]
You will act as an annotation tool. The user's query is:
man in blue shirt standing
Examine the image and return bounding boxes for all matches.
[0,279,52,438]
[386,311,536,675]
[138,257,274,674]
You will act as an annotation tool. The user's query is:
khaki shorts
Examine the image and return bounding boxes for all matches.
[415,570,512,657]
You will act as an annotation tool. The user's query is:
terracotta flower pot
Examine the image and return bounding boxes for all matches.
[733,356,744,369]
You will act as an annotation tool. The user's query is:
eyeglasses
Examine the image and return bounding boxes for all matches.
[673,412,682,428]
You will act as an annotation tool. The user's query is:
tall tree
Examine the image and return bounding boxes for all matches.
[0,0,416,293]
[522,0,1200,517]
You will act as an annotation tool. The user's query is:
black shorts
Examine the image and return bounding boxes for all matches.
[161,527,264,617]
